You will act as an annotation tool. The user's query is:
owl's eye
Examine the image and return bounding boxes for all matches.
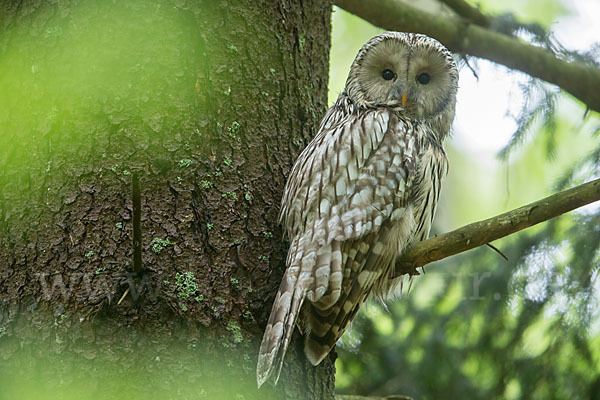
[381,69,396,81]
[417,72,431,84]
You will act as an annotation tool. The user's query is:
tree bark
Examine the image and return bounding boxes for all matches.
[0,1,333,399]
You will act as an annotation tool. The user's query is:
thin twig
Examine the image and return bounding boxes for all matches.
[486,243,509,261]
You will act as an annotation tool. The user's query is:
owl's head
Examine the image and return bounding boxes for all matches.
[345,32,458,122]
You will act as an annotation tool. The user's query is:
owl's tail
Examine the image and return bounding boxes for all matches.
[304,235,394,365]
[257,236,342,386]
[256,240,306,388]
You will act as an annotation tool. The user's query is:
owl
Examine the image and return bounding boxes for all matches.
[257,32,458,387]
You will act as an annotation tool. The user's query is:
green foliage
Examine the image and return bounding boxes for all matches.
[337,213,600,399]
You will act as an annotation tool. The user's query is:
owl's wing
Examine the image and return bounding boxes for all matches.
[257,108,418,387]
[281,108,417,246]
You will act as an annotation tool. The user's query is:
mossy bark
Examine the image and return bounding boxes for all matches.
[0,0,333,398]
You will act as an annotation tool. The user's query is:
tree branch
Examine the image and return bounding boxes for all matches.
[394,178,600,276]
[437,0,491,27]
[334,0,600,113]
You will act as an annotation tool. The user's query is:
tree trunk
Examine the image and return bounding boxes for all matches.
[0,1,333,398]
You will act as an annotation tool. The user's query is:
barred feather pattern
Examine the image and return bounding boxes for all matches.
[257,31,457,387]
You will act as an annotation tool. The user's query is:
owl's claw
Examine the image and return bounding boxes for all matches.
[391,258,421,279]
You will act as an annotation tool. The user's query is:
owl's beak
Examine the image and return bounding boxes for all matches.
[401,93,408,107]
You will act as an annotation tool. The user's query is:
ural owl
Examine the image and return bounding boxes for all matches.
[257,32,458,387]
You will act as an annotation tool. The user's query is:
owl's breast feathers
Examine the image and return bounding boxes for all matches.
[280,93,446,249]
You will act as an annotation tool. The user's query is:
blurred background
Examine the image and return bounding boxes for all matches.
[330,0,600,398]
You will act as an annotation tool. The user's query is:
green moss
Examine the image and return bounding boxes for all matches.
[243,311,255,323]
[298,32,306,52]
[151,237,171,254]
[221,191,238,201]
[178,158,191,168]
[175,272,199,299]
[227,121,241,142]
[226,321,243,344]
[229,121,240,133]
[303,85,317,122]
[85,250,94,259]
[200,179,213,189]
[230,277,239,288]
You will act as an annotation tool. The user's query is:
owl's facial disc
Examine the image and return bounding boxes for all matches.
[350,33,458,120]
